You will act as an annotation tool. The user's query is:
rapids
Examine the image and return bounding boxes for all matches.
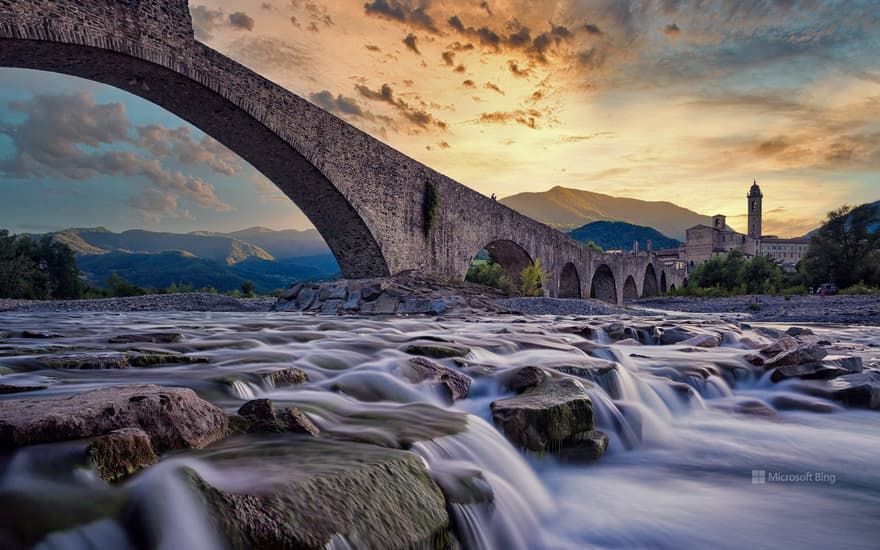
[0,312,878,549]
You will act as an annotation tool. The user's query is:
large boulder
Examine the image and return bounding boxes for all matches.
[87,427,158,482]
[825,372,880,409]
[658,327,700,345]
[747,335,827,367]
[770,356,862,382]
[404,357,472,401]
[189,441,450,550]
[405,343,471,359]
[490,378,604,461]
[0,384,227,452]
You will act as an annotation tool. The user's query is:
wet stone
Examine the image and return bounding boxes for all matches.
[502,366,547,394]
[108,332,182,344]
[0,384,227,452]
[490,378,596,454]
[87,427,158,482]
[405,344,471,359]
[405,357,472,402]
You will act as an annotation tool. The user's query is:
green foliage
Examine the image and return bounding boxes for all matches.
[466,261,515,294]
[585,240,604,252]
[839,283,880,295]
[780,285,808,296]
[106,273,149,297]
[241,280,255,297]
[682,250,785,296]
[424,179,440,235]
[0,231,83,299]
[519,259,548,297]
[801,203,880,288]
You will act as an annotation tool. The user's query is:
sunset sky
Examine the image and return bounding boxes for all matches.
[2,0,879,237]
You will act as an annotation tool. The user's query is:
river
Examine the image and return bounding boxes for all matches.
[1,312,878,549]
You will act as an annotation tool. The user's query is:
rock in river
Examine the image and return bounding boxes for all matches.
[87,427,158,482]
[0,384,227,452]
[404,357,472,401]
[230,398,319,436]
[188,440,450,550]
[491,378,606,461]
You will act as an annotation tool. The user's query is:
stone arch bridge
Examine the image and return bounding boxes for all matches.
[0,0,686,305]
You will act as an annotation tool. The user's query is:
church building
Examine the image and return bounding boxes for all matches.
[684,181,808,270]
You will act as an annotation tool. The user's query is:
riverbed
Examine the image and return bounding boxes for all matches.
[1,312,878,549]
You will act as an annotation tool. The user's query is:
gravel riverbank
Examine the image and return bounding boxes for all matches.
[3,290,877,325]
[0,293,276,313]
[635,294,880,325]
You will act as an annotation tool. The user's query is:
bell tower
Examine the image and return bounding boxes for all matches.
[747,180,763,238]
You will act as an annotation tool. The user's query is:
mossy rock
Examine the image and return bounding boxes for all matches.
[87,427,159,482]
[185,440,451,549]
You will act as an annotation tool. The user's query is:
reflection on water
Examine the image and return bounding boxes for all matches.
[1,312,879,549]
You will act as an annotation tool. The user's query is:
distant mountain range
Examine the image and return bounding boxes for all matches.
[501,186,712,240]
[568,221,681,252]
[43,227,338,293]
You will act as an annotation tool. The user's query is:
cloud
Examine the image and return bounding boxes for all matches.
[227,36,311,73]
[662,23,680,37]
[442,50,455,66]
[355,83,447,130]
[364,0,438,33]
[462,79,476,88]
[403,33,420,54]
[507,60,531,78]
[0,92,235,222]
[477,109,546,130]
[228,11,255,31]
[309,90,366,117]
[191,5,255,40]
[480,1,492,16]
[484,82,505,95]
[190,5,225,41]
[583,23,602,35]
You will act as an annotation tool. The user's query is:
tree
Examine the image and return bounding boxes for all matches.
[241,280,255,296]
[586,241,604,252]
[519,259,548,297]
[801,203,880,288]
[0,230,83,299]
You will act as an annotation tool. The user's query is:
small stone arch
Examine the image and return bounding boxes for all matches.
[481,240,533,281]
[642,264,659,297]
[559,262,581,298]
[590,264,617,303]
[623,275,639,302]
[660,271,668,293]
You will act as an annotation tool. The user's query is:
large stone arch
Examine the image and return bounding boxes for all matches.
[622,275,639,302]
[642,264,659,298]
[558,262,581,298]
[660,271,668,293]
[590,264,617,303]
[0,42,390,279]
[481,240,533,282]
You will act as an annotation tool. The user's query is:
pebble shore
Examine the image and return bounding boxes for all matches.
[2,290,877,325]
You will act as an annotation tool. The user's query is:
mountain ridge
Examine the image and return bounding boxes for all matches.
[501,186,712,240]
[568,221,681,252]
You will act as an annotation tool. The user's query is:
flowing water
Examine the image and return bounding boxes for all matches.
[1,312,879,549]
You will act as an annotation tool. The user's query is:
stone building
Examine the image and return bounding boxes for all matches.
[684,181,808,270]
[758,237,810,270]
